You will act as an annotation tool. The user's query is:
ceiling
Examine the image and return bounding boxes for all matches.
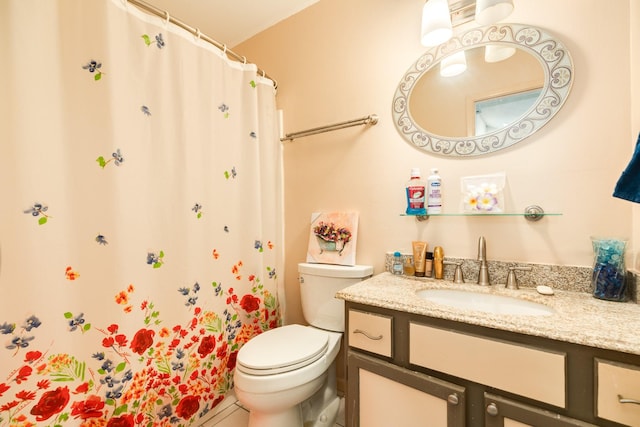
[141,0,320,47]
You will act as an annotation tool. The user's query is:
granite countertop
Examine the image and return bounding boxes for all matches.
[335,272,640,356]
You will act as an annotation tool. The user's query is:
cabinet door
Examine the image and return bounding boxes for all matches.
[484,393,598,427]
[347,351,465,427]
[595,358,640,427]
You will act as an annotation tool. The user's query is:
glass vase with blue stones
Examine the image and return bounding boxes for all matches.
[591,237,629,302]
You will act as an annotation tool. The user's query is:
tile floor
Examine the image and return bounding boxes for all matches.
[199,390,346,427]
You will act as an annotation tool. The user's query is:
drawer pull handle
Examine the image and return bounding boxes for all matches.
[353,329,383,340]
[486,403,499,416]
[618,394,640,405]
[447,393,459,405]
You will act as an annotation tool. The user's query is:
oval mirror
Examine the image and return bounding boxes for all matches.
[392,24,573,157]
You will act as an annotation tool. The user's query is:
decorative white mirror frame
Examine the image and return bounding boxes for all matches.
[392,24,574,157]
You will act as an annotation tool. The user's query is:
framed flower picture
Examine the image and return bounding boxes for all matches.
[306,212,359,265]
[460,172,506,214]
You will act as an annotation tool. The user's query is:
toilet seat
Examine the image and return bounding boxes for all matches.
[237,324,329,376]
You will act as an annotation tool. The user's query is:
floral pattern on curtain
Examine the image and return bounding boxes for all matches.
[0,0,283,426]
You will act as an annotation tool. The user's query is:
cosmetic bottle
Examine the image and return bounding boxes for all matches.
[434,246,444,279]
[392,252,404,275]
[425,251,434,277]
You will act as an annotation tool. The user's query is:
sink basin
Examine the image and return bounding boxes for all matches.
[416,289,555,316]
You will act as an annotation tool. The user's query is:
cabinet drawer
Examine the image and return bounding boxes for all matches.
[596,359,640,427]
[348,310,393,357]
[410,323,566,408]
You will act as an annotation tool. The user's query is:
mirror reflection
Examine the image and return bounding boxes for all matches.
[409,45,544,138]
[392,24,574,157]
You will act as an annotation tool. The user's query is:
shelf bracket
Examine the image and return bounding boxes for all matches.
[524,205,545,222]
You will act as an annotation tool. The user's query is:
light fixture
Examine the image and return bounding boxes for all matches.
[421,0,453,47]
[440,51,467,77]
[484,44,516,62]
[475,0,514,25]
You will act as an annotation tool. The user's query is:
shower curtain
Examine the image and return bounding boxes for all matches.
[0,1,283,425]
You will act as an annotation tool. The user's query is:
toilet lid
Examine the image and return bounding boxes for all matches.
[237,324,329,376]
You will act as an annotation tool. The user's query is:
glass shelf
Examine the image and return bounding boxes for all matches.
[401,205,561,222]
[401,213,562,217]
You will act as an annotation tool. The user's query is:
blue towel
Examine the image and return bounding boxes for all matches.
[613,132,640,203]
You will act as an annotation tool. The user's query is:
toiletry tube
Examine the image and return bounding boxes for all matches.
[412,241,428,277]
[434,246,444,279]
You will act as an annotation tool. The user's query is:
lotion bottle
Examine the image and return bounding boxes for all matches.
[427,168,442,214]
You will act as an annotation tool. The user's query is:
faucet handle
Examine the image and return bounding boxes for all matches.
[505,266,532,290]
[444,261,465,284]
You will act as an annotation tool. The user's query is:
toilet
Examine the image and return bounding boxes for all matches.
[233,262,373,427]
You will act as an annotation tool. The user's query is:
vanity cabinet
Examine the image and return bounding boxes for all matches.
[345,302,640,427]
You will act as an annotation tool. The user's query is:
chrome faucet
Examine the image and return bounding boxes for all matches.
[477,236,490,286]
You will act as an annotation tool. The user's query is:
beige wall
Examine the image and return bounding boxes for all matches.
[237,0,636,325]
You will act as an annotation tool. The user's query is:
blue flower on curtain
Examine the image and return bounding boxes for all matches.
[82,59,103,80]
[141,33,165,48]
[224,166,236,179]
[146,250,165,268]
[96,149,125,168]
[23,203,50,225]
[218,103,229,118]
[192,203,203,219]
[95,234,108,245]
[140,105,151,116]
[65,312,89,333]
[178,282,200,306]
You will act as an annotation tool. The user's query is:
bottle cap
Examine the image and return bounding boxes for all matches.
[410,168,421,178]
[394,251,401,257]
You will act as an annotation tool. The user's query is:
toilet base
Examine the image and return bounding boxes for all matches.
[247,406,303,427]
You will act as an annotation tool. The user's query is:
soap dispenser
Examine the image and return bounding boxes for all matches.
[433,246,444,279]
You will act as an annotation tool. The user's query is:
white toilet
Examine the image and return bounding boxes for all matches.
[233,262,373,427]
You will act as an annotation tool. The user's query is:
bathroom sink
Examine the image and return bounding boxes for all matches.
[416,289,555,316]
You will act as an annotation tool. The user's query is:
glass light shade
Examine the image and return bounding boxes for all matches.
[421,0,453,47]
[475,0,514,25]
[440,51,467,77]
[484,44,516,63]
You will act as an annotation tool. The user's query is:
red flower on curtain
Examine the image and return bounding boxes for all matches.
[240,295,260,313]
[106,413,135,427]
[175,395,200,419]
[70,394,105,419]
[129,329,155,355]
[197,335,216,358]
[30,386,70,421]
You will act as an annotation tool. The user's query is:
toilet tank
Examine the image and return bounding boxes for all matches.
[298,263,373,332]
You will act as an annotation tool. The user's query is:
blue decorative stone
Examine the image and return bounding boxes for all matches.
[591,237,629,302]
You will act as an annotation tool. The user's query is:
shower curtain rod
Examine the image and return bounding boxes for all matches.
[281,114,378,142]
[125,0,277,89]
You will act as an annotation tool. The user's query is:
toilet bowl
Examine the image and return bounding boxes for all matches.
[233,263,373,427]
[234,325,342,427]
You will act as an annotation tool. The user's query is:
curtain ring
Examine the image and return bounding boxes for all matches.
[222,44,227,54]
[195,28,201,41]
[242,56,247,64]
[164,10,170,25]
[261,70,266,77]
